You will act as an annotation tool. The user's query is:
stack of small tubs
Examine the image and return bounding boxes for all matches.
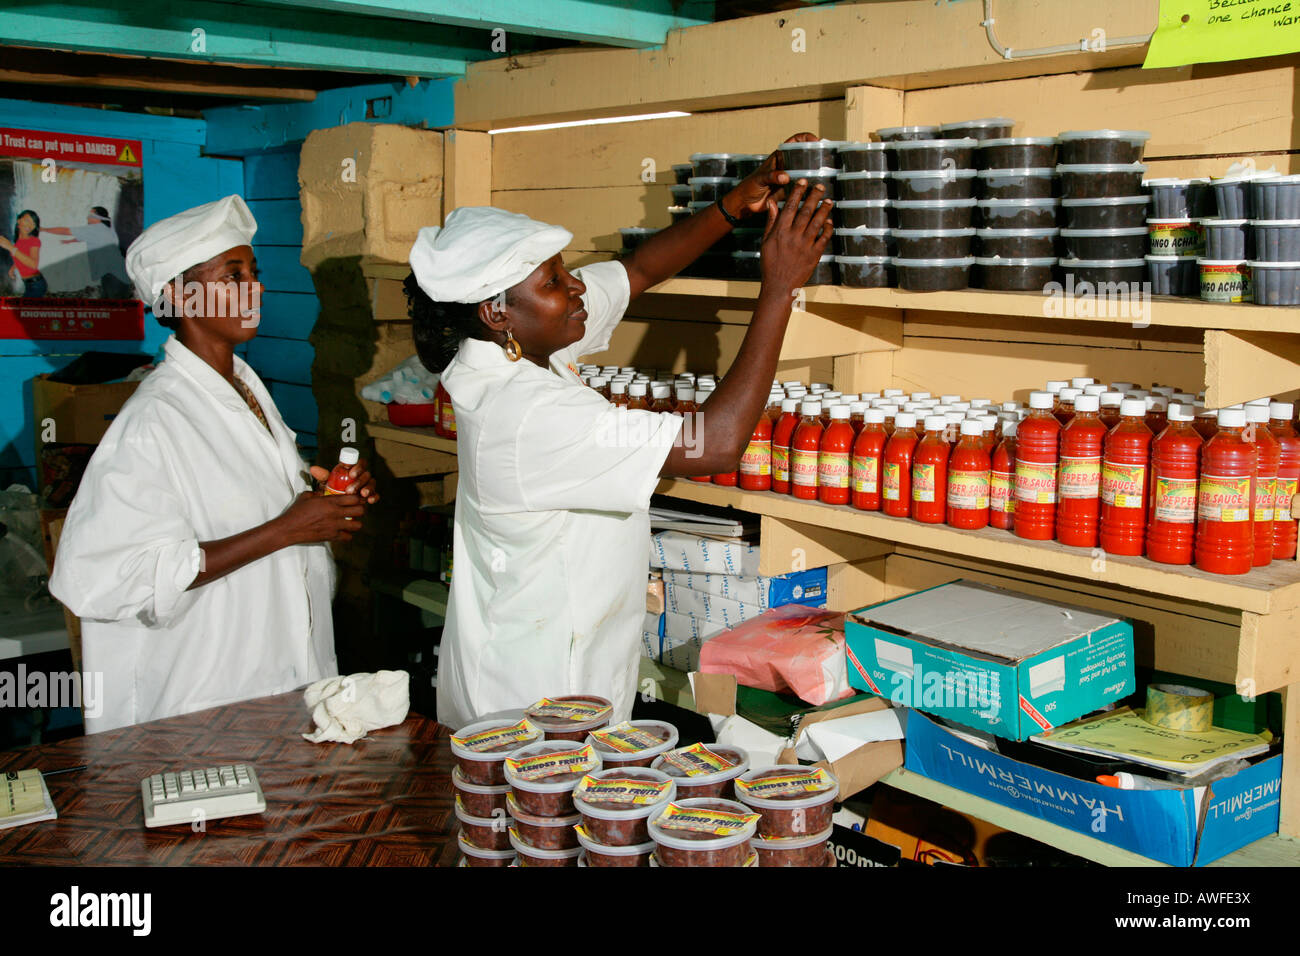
[685,152,742,279]
[1198,170,1300,305]
[1056,130,1150,287]
[1250,175,1300,305]
[973,132,1060,290]
[882,120,987,291]
[833,139,893,287]
[1144,177,1213,296]
[775,139,840,285]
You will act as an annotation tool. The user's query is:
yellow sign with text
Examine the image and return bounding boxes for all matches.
[1144,0,1300,68]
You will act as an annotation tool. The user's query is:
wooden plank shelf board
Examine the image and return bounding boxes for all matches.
[656,478,1300,616]
[644,278,1300,335]
[367,422,458,454]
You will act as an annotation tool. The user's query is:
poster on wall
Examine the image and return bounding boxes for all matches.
[0,127,144,339]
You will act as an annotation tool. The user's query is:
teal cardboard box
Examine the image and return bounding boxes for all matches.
[844,580,1134,739]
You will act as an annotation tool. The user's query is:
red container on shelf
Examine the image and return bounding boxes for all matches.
[911,415,949,524]
[1055,394,1106,549]
[947,420,991,530]
[883,412,919,519]
[771,398,800,495]
[1269,402,1300,560]
[738,413,772,492]
[1196,408,1257,576]
[818,406,854,505]
[1100,398,1153,557]
[434,380,457,438]
[852,408,888,512]
[387,401,439,427]
[791,400,824,501]
[1246,404,1279,569]
[989,419,1018,531]
[1013,392,1061,541]
[1146,402,1202,566]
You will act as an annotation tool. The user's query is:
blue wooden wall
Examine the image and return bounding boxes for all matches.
[0,97,242,489]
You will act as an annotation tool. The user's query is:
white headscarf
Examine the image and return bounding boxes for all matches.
[409,206,572,304]
[125,195,257,305]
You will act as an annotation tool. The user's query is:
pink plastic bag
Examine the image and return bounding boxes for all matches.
[698,604,854,706]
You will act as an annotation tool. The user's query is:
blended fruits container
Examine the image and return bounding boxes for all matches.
[1060,226,1148,260]
[835,199,892,229]
[836,169,891,201]
[1061,196,1149,229]
[646,798,759,867]
[575,828,655,867]
[977,197,1058,229]
[892,168,976,201]
[893,197,976,230]
[1249,260,1300,305]
[835,255,894,288]
[834,226,892,257]
[452,767,510,817]
[888,137,977,171]
[1056,130,1150,165]
[455,798,512,851]
[651,742,750,799]
[893,256,973,291]
[939,117,1014,141]
[508,827,582,867]
[1201,219,1253,260]
[503,739,603,817]
[506,793,581,849]
[892,227,975,259]
[1146,219,1205,257]
[450,716,543,786]
[976,227,1058,259]
[1057,257,1146,285]
[976,137,1057,170]
[751,826,835,867]
[837,142,888,172]
[1057,163,1147,199]
[586,719,679,768]
[1146,255,1199,296]
[734,766,840,839]
[778,139,840,170]
[974,257,1056,291]
[457,830,515,868]
[524,694,613,741]
[976,167,1056,200]
[571,767,677,846]
[1198,259,1252,303]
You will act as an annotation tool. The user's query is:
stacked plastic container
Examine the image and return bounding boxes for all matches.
[971,126,1060,291]
[1145,176,1212,296]
[882,120,986,291]
[1200,169,1263,304]
[1246,174,1300,305]
[772,139,840,285]
[1055,130,1150,288]
[833,138,894,287]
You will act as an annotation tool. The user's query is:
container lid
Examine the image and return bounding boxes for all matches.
[503,740,603,793]
[977,197,1060,207]
[1058,257,1147,268]
[509,828,583,861]
[1060,227,1147,236]
[689,152,741,161]
[801,399,823,416]
[1074,394,1100,412]
[337,447,359,466]
[940,117,1015,130]
[687,201,714,210]
[1197,218,1247,227]
[646,798,759,852]
[1249,218,1300,226]
[894,411,917,428]
[923,414,948,431]
[1247,259,1300,268]
[833,199,892,208]
[1060,196,1150,206]
[1144,218,1197,226]
[1270,401,1294,419]
[619,226,661,234]
[891,197,978,208]
[1167,402,1195,422]
[887,137,979,150]
[1211,169,1281,185]
[976,136,1058,147]
[450,716,543,761]
[1254,173,1300,185]
[891,256,975,266]
[891,168,977,179]
[1029,391,1054,409]
[974,256,1057,266]
[778,139,841,149]
[573,826,656,858]
[1143,177,1194,187]
[1056,163,1148,173]
[458,830,516,860]
[1144,254,1199,263]
[1099,391,1124,405]
[836,169,890,179]
[836,141,889,151]
[830,405,851,420]
[976,167,1055,177]
[571,768,677,821]
[833,255,893,263]
[1056,129,1151,143]
[834,226,891,235]
[1218,408,1247,428]
[976,227,1059,237]
[1120,398,1147,417]
[687,176,739,184]
[891,227,976,237]
[666,205,689,214]
[959,419,983,436]
[780,397,799,412]
[782,166,839,176]
[750,825,835,851]
[878,125,940,136]
[864,408,886,423]
[672,162,694,170]
[1196,257,1250,265]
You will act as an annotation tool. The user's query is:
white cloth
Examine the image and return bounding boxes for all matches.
[436,259,682,730]
[49,335,338,733]
[408,206,572,304]
[302,670,410,744]
[124,195,257,305]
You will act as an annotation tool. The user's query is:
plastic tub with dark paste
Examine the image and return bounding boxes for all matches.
[781,167,838,201]
[973,256,1057,291]
[1060,226,1148,260]
[503,739,602,817]
[892,227,975,259]
[1252,220,1300,261]
[893,198,977,231]
[524,695,613,741]
[619,227,660,253]
[734,766,840,839]
[672,163,694,185]
[835,255,894,288]
[450,716,543,786]
[1198,258,1252,303]
[458,830,515,867]
[976,167,1055,200]
[455,799,512,851]
[778,139,840,170]
[1251,174,1300,220]
[668,205,691,224]
[836,170,891,202]
[834,199,892,230]
[1200,219,1252,260]
[452,767,510,818]
[731,250,761,280]
[651,742,750,800]
[1249,260,1300,305]
[877,125,939,142]
[892,168,976,201]
[939,117,1014,141]
[893,256,973,291]
[1058,257,1147,286]
[575,828,655,867]
[734,153,767,178]
[976,137,1057,170]
[509,828,582,867]
[1056,130,1150,165]
[688,176,738,204]
[750,825,835,867]
[1057,164,1148,200]
[689,153,739,178]
[977,198,1058,230]
[1146,177,1214,219]
[835,227,892,258]
[1146,255,1199,296]
[1060,196,1149,229]
[506,792,581,849]
[837,142,888,172]
[976,228,1058,259]
[572,767,676,846]
[669,183,692,206]
[888,137,977,172]
[646,798,759,867]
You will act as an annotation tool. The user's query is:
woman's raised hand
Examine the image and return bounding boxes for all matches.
[758,179,833,294]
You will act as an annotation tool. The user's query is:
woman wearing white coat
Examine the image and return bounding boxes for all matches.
[49,195,378,733]
[406,136,831,730]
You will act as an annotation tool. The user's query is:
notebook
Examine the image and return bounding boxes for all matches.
[0,769,58,829]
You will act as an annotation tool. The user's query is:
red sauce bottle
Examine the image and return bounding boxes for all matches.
[771,398,800,495]
[1098,391,1124,431]
[818,406,854,505]
[989,419,1018,531]
[1013,392,1061,541]
[609,380,629,407]
[877,404,900,438]
[1146,402,1202,566]
[324,447,360,494]
[1246,403,1279,568]
[649,383,674,413]
[1145,396,1169,436]
[790,400,823,501]
[1269,401,1300,560]
[739,412,773,492]
[1193,405,1219,442]
[978,415,1000,454]
[765,390,784,424]
[435,380,456,439]
[1056,394,1106,548]
[948,419,991,530]
[911,415,949,524]
[1054,387,1081,427]
[883,412,919,518]
[1196,408,1257,575]
[849,402,867,437]
[627,381,650,411]
[1099,398,1153,556]
[852,408,887,511]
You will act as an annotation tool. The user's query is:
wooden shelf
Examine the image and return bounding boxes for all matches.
[644,278,1300,335]
[656,478,1300,616]
[367,422,458,454]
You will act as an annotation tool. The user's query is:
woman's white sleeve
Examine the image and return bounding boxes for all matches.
[48,423,201,628]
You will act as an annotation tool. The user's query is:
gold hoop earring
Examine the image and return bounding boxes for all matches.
[504,328,523,362]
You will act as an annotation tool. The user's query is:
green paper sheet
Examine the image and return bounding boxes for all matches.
[1144,0,1300,69]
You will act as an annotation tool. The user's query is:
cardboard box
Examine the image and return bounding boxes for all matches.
[649,531,759,576]
[33,374,139,448]
[845,580,1134,739]
[904,711,1282,866]
[662,566,827,610]
[665,582,765,629]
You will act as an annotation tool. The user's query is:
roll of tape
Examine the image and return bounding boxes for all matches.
[1145,683,1214,732]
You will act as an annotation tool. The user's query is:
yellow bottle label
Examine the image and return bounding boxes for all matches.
[852,454,879,494]
[1153,476,1197,523]
[819,450,849,489]
[1198,474,1252,522]
[883,461,902,501]
[948,469,991,510]
[1014,459,1057,504]
[1101,460,1147,509]
[911,462,937,502]
[1058,455,1101,499]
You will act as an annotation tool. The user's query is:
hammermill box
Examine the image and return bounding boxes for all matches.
[844,581,1134,739]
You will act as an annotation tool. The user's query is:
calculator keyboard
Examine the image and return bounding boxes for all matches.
[141,763,266,828]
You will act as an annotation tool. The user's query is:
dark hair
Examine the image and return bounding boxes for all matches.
[91,206,112,228]
[14,209,39,240]
[404,271,493,373]
[151,267,190,331]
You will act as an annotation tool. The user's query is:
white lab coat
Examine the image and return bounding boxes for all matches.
[49,336,338,733]
[436,260,682,731]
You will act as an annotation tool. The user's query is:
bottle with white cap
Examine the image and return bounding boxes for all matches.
[1056,387,1082,425]
[1245,403,1279,568]
[990,418,1018,530]
[772,396,802,493]
[1013,391,1061,540]
[948,419,991,529]
[883,411,919,518]
[1099,391,1125,429]
[912,415,950,524]
[628,380,650,411]
[852,407,888,511]
[1070,377,1095,390]
[791,399,825,500]
[1147,401,1202,565]
[1057,394,1106,548]
[650,382,673,413]
[1268,402,1300,559]
[1099,398,1154,556]
[610,379,629,407]
[324,447,361,495]
[819,405,854,505]
[1196,407,1256,575]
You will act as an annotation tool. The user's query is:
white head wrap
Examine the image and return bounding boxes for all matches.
[125,195,258,305]
[408,206,572,304]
